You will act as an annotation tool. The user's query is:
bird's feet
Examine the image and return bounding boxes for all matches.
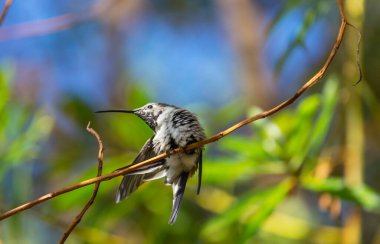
[181,146,195,155]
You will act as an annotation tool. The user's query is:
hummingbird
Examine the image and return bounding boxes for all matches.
[96,103,206,224]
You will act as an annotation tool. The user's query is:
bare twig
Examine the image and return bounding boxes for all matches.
[0,0,146,41]
[59,123,104,243]
[0,0,13,26]
[0,0,109,41]
[0,0,349,222]
[0,9,95,41]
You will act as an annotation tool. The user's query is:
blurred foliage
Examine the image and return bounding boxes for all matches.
[0,66,54,183]
[201,177,296,243]
[0,66,55,243]
[303,177,380,213]
[2,70,380,243]
[199,77,352,243]
[9,74,379,244]
[267,0,337,76]
[1,0,380,243]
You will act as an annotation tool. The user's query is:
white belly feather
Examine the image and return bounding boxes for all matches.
[165,153,198,184]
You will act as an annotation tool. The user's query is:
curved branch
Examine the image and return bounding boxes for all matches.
[59,123,104,243]
[0,0,13,26]
[0,0,348,222]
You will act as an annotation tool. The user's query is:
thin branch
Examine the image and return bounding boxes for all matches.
[59,123,104,243]
[0,0,13,26]
[0,0,146,41]
[0,9,95,41]
[0,0,109,41]
[0,0,348,222]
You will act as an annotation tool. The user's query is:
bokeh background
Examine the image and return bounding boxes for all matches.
[1,0,380,243]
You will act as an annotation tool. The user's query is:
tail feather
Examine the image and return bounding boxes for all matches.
[169,172,189,224]
[197,150,203,195]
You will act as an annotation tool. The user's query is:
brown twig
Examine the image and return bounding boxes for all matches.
[0,0,348,222]
[59,122,104,243]
[0,0,13,26]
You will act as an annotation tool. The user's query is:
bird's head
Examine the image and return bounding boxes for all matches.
[96,103,177,131]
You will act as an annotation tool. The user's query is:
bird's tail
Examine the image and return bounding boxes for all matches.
[169,172,189,224]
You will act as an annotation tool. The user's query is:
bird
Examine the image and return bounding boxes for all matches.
[96,103,206,224]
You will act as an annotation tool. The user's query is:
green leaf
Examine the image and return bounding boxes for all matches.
[266,0,305,34]
[268,0,334,75]
[273,3,318,75]
[219,136,274,160]
[0,67,12,113]
[285,94,320,159]
[0,111,55,176]
[240,177,296,242]
[308,76,339,155]
[204,158,286,186]
[284,77,339,171]
[299,77,339,172]
[0,66,13,142]
[302,177,380,212]
[201,177,296,243]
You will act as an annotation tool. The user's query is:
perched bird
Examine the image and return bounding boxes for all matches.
[96,103,206,224]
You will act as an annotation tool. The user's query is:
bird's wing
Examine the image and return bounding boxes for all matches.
[116,137,165,203]
[168,172,189,224]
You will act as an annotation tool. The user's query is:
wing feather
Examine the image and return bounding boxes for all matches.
[116,137,165,203]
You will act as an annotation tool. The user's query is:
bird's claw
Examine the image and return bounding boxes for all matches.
[181,146,194,155]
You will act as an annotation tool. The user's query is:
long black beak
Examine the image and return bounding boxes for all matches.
[95,109,135,114]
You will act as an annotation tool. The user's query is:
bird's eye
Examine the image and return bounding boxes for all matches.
[147,105,153,109]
